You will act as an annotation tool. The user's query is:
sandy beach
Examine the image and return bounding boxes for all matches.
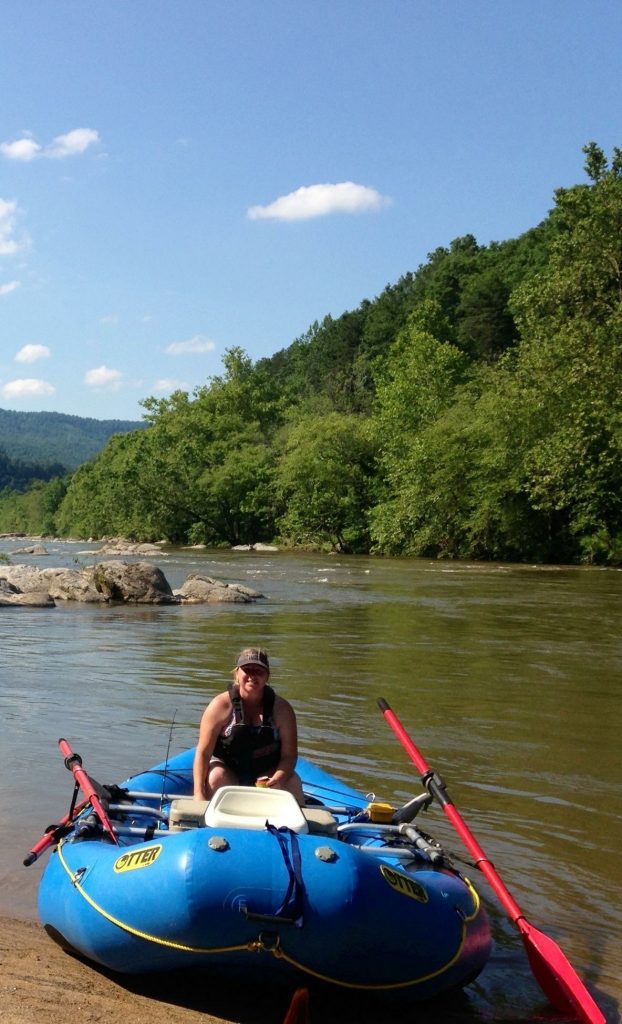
[0,915,239,1024]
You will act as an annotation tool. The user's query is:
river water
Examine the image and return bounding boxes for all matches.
[1,540,620,1023]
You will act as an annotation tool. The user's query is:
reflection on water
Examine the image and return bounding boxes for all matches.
[1,541,620,1022]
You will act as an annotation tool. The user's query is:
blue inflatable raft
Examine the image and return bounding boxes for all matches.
[36,747,491,998]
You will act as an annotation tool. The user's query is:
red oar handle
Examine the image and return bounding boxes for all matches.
[58,738,118,844]
[23,798,89,866]
[377,698,606,1024]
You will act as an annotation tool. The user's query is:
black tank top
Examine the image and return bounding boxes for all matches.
[213,684,281,782]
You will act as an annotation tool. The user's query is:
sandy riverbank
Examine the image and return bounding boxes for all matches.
[0,915,239,1024]
[0,915,325,1024]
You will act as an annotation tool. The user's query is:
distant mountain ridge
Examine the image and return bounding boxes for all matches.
[0,407,145,471]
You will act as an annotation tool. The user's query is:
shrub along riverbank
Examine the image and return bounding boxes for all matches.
[1,144,621,565]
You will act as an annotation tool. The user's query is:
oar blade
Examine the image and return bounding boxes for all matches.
[519,921,605,1024]
[282,987,310,1024]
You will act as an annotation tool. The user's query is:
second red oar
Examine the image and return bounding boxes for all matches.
[58,738,118,845]
[377,698,605,1024]
[23,798,89,866]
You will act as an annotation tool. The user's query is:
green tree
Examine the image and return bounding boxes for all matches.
[0,476,67,536]
[369,306,467,552]
[57,349,281,544]
[275,412,377,552]
[455,268,515,360]
[507,149,622,562]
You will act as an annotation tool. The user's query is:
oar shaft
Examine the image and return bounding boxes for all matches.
[58,738,118,844]
[378,699,525,923]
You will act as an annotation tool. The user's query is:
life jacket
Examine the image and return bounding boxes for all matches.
[213,683,281,782]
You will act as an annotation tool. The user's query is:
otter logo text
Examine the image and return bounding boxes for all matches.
[113,845,162,874]
[380,865,428,902]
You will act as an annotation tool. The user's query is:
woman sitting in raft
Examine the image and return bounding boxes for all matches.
[193,647,305,804]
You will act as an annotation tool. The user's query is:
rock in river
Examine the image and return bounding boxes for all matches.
[0,561,264,607]
[174,573,264,603]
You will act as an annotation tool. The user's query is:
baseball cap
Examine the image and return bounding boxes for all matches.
[236,648,269,671]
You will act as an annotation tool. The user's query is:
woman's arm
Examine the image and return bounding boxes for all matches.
[266,697,299,788]
[192,693,229,799]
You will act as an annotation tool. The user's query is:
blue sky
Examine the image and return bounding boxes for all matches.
[1,0,620,421]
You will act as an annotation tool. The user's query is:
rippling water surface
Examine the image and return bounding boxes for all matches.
[1,540,620,1022]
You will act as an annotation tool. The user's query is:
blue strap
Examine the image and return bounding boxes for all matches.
[266,824,304,927]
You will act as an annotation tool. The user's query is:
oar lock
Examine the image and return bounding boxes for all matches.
[64,752,83,771]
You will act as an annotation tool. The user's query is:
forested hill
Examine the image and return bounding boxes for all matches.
[1,143,621,565]
[0,408,144,471]
[255,216,557,413]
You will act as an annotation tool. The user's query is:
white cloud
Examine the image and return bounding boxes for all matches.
[247,182,392,222]
[0,280,20,296]
[165,334,216,355]
[0,198,26,256]
[15,343,51,363]
[0,138,42,161]
[152,378,188,393]
[47,128,100,159]
[99,314,119,325]
[84,365,123,389]
[0,128,100,162]
[1,378,55,399]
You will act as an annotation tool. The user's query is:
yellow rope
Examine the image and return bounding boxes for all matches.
[273,930,467,990]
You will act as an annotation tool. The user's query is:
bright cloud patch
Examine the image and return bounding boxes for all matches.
[84,365,123,389]
[15,344,51,363]
[165,335,216,355]
[0,199,24,256]
[0,128,99,161]
[1,378,55,398]
[152,378,187,393]
[247,182,391,221]
[0,138,41,161]
[0,280,20,296]
[47,128,100,159]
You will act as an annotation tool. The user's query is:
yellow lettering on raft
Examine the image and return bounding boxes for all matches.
[379,864,428,902]
[113,844,162,873]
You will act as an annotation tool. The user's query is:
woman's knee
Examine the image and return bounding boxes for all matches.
[283,772,305,805]
[208,763,238,795]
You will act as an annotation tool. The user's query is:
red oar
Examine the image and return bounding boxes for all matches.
[282,988,310,1024]
[377,698,605,1024]
[23,798,89,866]
[58,738,118,844]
